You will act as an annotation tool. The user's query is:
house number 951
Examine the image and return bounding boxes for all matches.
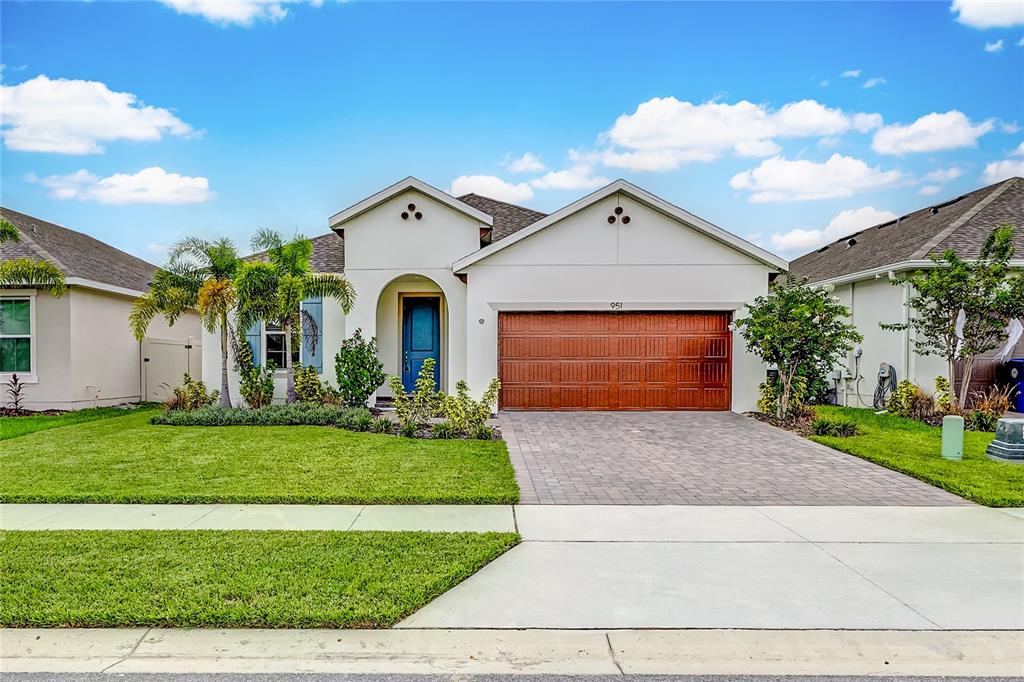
[609,301,623,310]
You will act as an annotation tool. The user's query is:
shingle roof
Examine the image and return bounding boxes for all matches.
[0,206,158,292]
[789,177,1024,283]
[457,193,547,241]
[244,232,346,273]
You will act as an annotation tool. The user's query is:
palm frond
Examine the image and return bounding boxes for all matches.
[0,258,68,296]
[168,236,214,264]
[303,272,356,314]
[129,292,161,341]
[234,260,279,330]
[197,278,236,334]
[250,228,284,255]
[0,219,19,244]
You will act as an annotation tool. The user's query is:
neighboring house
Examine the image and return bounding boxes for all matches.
[205,177,786,412]
[0,208,202,410]
[789,177,1024,405]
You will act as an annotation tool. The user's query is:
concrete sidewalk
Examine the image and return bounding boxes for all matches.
[3,628,1022,676]
[0,503,516,532]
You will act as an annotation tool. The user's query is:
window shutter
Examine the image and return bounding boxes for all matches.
[301,296,323,373]
[245,322,262,367]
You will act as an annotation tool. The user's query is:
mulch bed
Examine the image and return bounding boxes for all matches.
[0,408,65,418]
[745,410,815,436]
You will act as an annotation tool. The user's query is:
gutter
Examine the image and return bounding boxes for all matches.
[810,259,1024,288]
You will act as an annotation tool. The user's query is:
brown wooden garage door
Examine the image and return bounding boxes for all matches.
[498,311,731,411]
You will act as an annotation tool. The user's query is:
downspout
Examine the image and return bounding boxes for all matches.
[901,280,911,385]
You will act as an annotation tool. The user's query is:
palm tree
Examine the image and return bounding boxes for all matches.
[130,237,240,408]
[235,229,356,403]
[0,218,68,297]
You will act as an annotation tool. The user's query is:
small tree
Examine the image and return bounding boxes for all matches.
[736,275,862,419]
[884,224,1024,408]
[334,329,386,407]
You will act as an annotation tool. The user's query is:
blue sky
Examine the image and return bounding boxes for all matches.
[1,0,1022,261]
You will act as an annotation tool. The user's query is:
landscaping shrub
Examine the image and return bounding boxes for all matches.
[5,373,25,410]
[757,376,811,420]
[388,358,441,432]
[232,329,275,408]
[432,420,456,439]
[163,374,218,412]
[934,376,952,414]
[965,385,1013,432]
[471,424,495,440]
[369,416,392,434]
[886,380,935,421]
[293,365,324,404]
[438,378,501,435]
[152,403,371,427]
[350,411,373,432]
[811,416,860,437]
[399,421,418,439]
[335,329,387,407]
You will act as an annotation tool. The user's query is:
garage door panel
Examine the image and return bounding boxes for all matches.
[499,311,731,411]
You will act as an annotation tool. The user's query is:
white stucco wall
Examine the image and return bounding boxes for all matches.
[7,285,200,411]
[463,193,773,412]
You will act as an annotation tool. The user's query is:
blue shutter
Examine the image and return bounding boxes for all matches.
[245,322,262,367]
[301,296,323,373]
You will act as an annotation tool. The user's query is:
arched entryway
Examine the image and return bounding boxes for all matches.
[374,274,448,396]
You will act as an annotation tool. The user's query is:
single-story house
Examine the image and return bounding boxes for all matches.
[789,176,1024,405]
[205,177,786,412]
[0,208,201,410]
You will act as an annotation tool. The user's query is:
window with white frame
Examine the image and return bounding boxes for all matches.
[264,321,300,369]
[0,297,32,374]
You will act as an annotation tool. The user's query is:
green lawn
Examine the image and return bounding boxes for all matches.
[0,530,518,628]
[812,406,1023,507]
[0,411,519,504]
[0,405,150,441]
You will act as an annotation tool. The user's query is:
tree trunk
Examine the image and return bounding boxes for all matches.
[284,320,296,403]
[218,311,232,408]
[948,357,958,410]
[778,368,792,420]
[958,355,976,409]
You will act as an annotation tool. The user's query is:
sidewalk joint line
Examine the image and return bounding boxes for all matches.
[512,505,519,534]
[604,631,624,674]
[347,505,367,530]
[100,626,150,673]
[182,506,221,529]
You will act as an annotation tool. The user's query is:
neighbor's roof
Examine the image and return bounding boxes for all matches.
[457,193,547,241]
[0,206,158,293]
[789,177,1024,284]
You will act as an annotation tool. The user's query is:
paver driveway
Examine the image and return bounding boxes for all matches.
[500,411,967,505]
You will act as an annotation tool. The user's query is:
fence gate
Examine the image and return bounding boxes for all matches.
[142,336,202,403]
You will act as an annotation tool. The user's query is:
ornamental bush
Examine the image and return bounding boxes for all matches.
[232,328,275,408]
[163,374,218,412]
[335,329,387,408]
[438,378,501,435]
[810,416,860,437]
[293,365,324,404]
[388,357,441,431]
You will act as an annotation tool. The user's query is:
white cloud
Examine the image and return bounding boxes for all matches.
[862,77,887,89]
[602,97,882,171]
[923,166,964,183]
[982,158,1024,183]
[0,75,194,154]
[158,0,324,26]
[951,0,1024,28]
[1013,141,1024,155]
[1001,120,1022,133]
[840,69,862,78]
[871,110,994,155]
[32,167,214,204]
[730,153,903,202]
[985,39,1005,52]
[449,175,534,203]
[919,185,942,196]
[819,79,829,87]
[769,206,897,255]
[530,163,609,191]
[147,243,171,258]
[505,152,546,173]
[1018,36,1024,46]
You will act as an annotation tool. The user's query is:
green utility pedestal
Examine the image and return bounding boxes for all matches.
[942,415,964,461]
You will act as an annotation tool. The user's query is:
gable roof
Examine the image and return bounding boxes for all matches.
[456,193,547,241]
[452,179,788,272]
[789,177,1024,284]
[1,206,158,294]
[328,177,493,229]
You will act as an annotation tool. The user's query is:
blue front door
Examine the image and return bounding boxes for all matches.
[402,297,441,392]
